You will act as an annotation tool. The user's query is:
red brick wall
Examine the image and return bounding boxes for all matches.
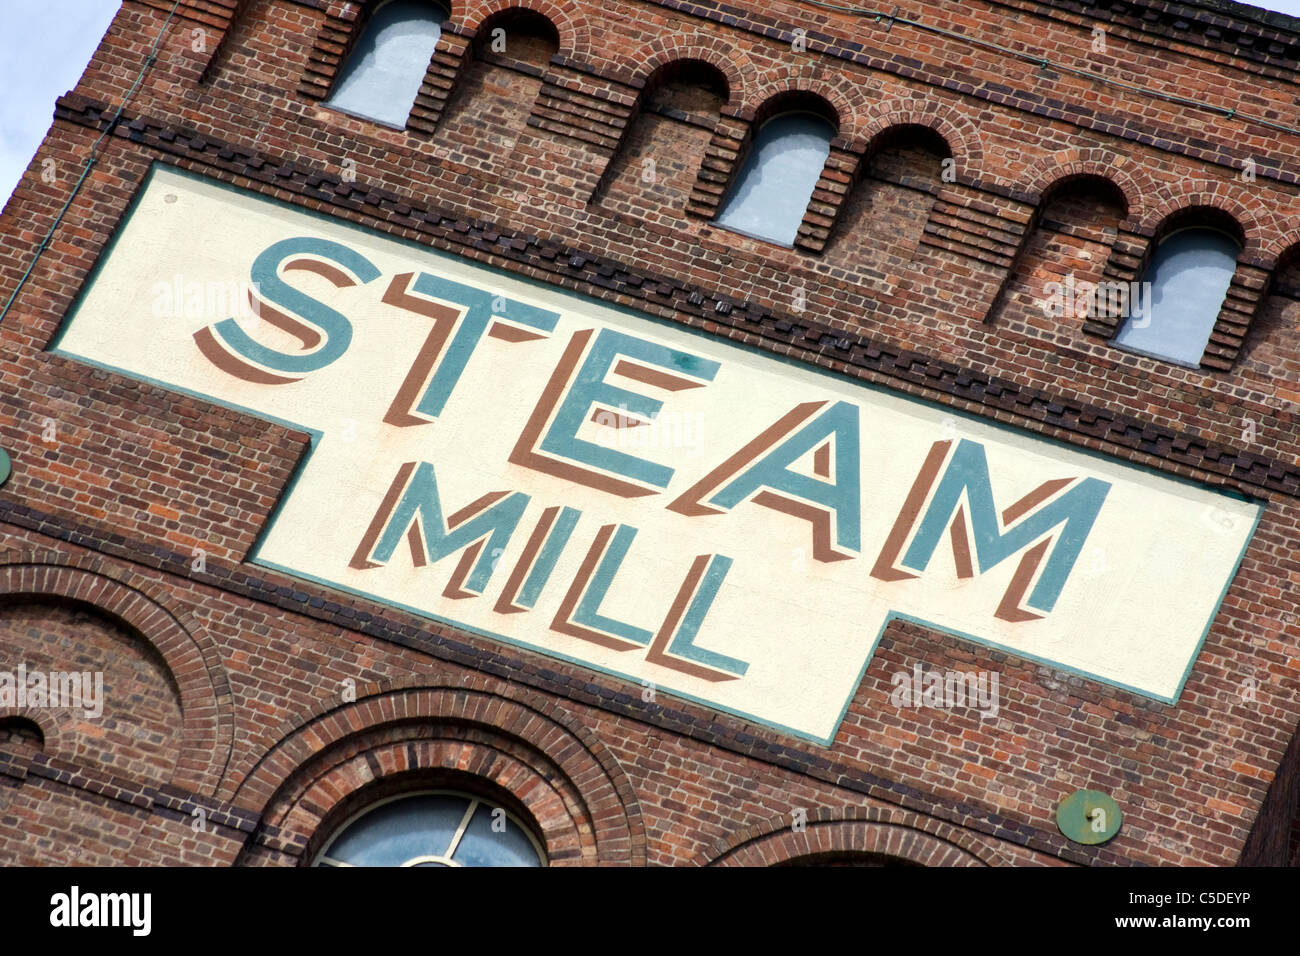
[0,599,184,787]
[1,0,1299,866]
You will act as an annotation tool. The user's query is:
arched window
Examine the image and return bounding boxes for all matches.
[313,791,546,867]
[325,0,449,129]
[715,111,835,247]
[1112,227,1241,366]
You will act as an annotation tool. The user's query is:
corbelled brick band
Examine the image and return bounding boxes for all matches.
[36,93,1300,500]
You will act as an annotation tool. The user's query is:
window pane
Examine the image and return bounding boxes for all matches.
[715,112,834,247]
[316,792,545,867]
[325,0,446,128]
[453,804,545,867]
[1112,228,1239,366]
[323,795,469,866]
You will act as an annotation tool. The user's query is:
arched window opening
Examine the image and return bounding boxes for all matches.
[824,124,950,266]
[985,173,1126,332]
[1112,225,1241,367]
[644,60,728,118]
[592,59,727,209]
[476,9,559,66]
[313,790,546,867]
[715,105,836,247]
[1239,243,1300,390]
[1269,245,1300,301]
[325,0,450,129]
[1035,174,1127,238]
[865,124,952,191]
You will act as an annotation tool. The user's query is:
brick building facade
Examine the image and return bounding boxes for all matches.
[2,0,1300,866]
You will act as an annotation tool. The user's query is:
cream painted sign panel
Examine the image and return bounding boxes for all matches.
[53,165,1262,744]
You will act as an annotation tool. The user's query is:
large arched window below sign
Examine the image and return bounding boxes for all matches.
[324,0,449,129]
[714,111,835,247]
[313,791,546,867]
[1111,227,1241,367]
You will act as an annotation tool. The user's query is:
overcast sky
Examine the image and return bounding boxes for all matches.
[2,0,1300,209]
[0,0,119,207]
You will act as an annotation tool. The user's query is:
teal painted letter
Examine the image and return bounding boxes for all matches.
[372,461,530,594]
[208,237,381,374]
[539,328,720,489]
[901,439,1110,613]
[709,400,862,554]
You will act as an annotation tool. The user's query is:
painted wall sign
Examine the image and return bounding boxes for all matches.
[52,166,1262,744]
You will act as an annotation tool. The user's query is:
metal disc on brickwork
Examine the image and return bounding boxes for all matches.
[0,448,10,488]
[1056,789,1122,845]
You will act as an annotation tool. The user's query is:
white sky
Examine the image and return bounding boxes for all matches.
[0,0,1299,208]
[0,1,119,208]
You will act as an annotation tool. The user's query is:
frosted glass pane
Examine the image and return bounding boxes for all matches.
[319,793,545,867]
[1113,229,1239,366]
[325,0,446,128]
[715,112,834,246]
[453,805,545,867]
[325,795,468,865]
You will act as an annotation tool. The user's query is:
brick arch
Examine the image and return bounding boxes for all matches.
[1267,238,1300,273]
[860,96,985,180]
[223,675,645,865]
[1143,178,1285,261]
[0,708,66,759]
[243,728,594,865]
[742,63,875,145]
[623,35,757,112]
[1257,222,1300,267]
[457,0,586,60]
[1020,149,1155,226]
[695,806,1008,867]
[863,97,982,183]
[0,550,235,796]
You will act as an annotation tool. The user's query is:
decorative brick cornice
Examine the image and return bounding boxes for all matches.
[50,91,1300,499]
[645,0,1300,188]
[1028,0,1300,77]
